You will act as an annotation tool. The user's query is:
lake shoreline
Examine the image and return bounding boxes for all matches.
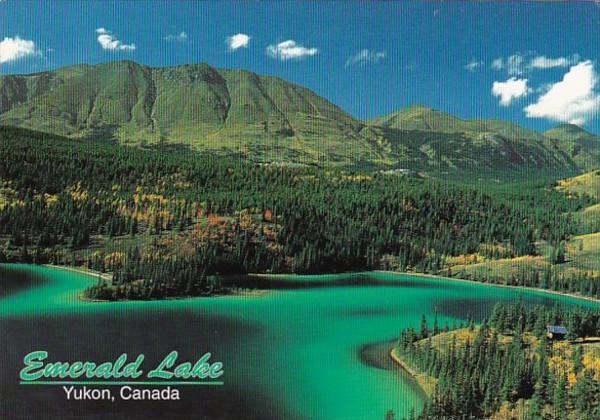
[2,262,598,420]
[22,264,600,306]
[357,341,431,405]
[43,264,113,282]
[42,265,269,301]
[374,270,600,305]
[254,269,600,305]
[389,347,435,399]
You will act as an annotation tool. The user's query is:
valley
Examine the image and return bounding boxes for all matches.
[0,123,597,302]
[1,60,599,420]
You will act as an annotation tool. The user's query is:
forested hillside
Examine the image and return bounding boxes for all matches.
[369,105,595,176]
[397,302,600,420]
[0,126,592,299]
[545,125,600,172]
[443,171,600,299]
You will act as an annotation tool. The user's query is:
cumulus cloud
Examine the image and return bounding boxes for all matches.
[0,36,37,64]
[227,33,250,51]
[465,59,484,72]
[266,40,319,61]
[164,32,188,43]
[345,49,386,67]
[525,61,600,125]
[529,55,578,69]
[96,28,135,52]
[491,53,580,74]
[492,77,530,106]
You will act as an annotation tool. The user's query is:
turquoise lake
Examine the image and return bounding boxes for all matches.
[0,264,597,420]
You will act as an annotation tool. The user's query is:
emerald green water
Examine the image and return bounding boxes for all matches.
[1,264,597,420]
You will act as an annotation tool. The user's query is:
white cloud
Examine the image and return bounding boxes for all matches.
[525,60,600,125]
[227,33,250,51]
[490,54,526,75]
[529,54,579,69]
[164,32,188,43]
[96,28,135,52]
[465,59,484,72]
[492,77,530,106]
[266,40,319,61]
[0,36,37,64]
[345,49,386,67]
[491,53,580,74]
[491,58,504,71]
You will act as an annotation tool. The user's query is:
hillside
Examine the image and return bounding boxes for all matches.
[544,124,600,171]
[369,105,541,138]
[556,171,600,233]
[396,303,600,420]
[368,106,585,176]
[444,170,600,290]
[1,125,590,298]
[556,170,600,200]
[0,61,387,165]
[0,61,588,175]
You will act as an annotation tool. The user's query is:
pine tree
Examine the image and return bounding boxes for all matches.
[552,373,567,416]
[573,369,596,416]
[420,315,429,339]
[573,345,584,375]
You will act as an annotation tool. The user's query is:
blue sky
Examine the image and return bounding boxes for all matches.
[1,1,600,132]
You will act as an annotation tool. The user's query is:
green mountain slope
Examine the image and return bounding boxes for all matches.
[370,105,476,132]
[543,124,600,171]
[369,105,544,139]
[0,62,586,176]
[367,106,579,176]
[0,61,387,165]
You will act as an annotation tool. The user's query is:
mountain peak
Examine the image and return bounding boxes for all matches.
[556,122,586,132]
[0,60,370,165]
[544,123,596,140]
[369,105,474,133]
[405,104,433,112]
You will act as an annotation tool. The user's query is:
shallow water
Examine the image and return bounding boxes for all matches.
[0,265,596,420]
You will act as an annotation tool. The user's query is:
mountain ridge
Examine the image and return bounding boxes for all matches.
[0,60,387,165]
[0,60,595,175]
[543,122,600,171]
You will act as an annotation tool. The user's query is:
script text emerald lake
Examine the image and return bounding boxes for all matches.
[19,350,224,381]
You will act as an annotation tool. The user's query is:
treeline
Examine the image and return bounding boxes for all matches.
[84,244,259,300]
[399,302,600,420]
[0,126,590,298]
[455,266,600,301]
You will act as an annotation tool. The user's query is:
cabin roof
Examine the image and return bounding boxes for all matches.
[547,325,568,334]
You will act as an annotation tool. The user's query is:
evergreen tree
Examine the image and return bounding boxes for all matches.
[419,315,429,340]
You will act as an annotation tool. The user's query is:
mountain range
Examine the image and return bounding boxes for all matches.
[0,60,598,175]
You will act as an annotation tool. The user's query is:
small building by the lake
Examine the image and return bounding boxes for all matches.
[546,325,568,341]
